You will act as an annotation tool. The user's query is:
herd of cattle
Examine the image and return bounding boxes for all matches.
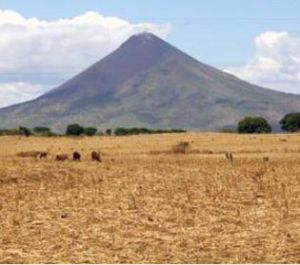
[55,151,102,162]
[19,151,102,162]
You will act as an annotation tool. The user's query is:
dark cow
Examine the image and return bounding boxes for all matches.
[91,151,102,162]
[56,154,68,161]
[73,151,81,161]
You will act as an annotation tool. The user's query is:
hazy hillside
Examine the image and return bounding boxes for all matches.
[0,32,299,132]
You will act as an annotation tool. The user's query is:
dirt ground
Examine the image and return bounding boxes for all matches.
[0,133,299,263]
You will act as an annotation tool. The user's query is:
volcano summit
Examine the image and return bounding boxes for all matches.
[0,32,299,131]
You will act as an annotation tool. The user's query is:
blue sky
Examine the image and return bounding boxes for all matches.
[0,0,299,107]
[0,0,299,66]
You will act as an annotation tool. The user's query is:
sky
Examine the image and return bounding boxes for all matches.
[0,0,300,107]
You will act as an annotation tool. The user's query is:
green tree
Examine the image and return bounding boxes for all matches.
[280,113,300,132]
[113,127,188,136]
[19,126,32,137]
[66,124,84,136]
[106,129,112,135]
[237,116,272,134]
[114,127,128,136]
[84,127,98,136]
[33,127,51,135]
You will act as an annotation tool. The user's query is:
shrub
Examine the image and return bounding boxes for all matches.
[280,113,300,132]
[19,126,32,137]
[33,127,51,136]
[114,127,128,136]
[84,127,97,136]
[106,129,112,135]
[0,129,20,136]
[172,141,190,154]
[237,116,272,134]
[170,129,187,133]
[114,127,187,136]
[66,124,84,136]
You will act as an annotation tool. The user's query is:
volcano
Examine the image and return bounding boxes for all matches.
[0,32,299,131]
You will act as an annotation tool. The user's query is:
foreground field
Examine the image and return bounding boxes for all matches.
[0,133,299,263]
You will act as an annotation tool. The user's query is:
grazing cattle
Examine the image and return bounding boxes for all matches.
[91,151,102,162]
[38,152,48,159]
[73,151,81,161]
[56,154,68,162]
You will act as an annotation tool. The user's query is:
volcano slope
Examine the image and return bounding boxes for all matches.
[0,33,300,132]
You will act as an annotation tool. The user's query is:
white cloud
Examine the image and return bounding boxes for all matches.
[0,82,45,108]
[0,9,171,107]
[226,31,300,94]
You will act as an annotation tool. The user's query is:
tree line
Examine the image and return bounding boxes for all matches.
[0,112,299,136]
[0,124,187,137]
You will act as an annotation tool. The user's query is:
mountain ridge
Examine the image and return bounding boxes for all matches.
[0,32,299,132]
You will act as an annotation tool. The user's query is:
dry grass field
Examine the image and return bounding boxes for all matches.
[0,133,300,263]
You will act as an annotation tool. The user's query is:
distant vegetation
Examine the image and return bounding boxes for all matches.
[66,124,84,136]
[0,125,187,137]
[0,126,55,137]
[1,112,300,136]
[83,127,98,136]
[106,129,112,136]
[236,113,300,134]
[0,129,20,136]
[33,127,52,136]
[19,126,32,137]
[114,127,187,136]
[280,113,300,132]
[237,116,272,134]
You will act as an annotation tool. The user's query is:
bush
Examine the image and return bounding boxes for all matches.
[114,128,128,136]
[66,124,84,136]
[280,113,300,132]
[172,141,190,154]
[237,116,272,134]
[170,129,187,133]
[19,126,32,137]
[33,127,51,136]
[84,127,97,136]
[106,129,112,135]
[0,129,20,136]
[114,127,187,136]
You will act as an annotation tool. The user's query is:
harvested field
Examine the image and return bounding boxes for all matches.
[0,133,299,263]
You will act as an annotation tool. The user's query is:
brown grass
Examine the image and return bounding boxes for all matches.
[0,133,299,263]
[171,141,191,154]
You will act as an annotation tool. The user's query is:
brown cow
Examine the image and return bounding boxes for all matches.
[91,151,102,162]
[56,154,68,161]
[73,152,81,161]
